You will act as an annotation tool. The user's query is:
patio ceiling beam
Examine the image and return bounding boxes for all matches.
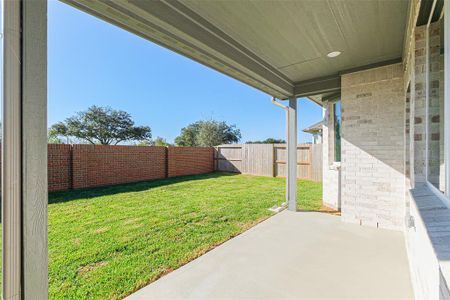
[294,58,403,99]
[293,75,341,98]
[322,93,341,102]
[62,0,294,99]
[339,57,403,75]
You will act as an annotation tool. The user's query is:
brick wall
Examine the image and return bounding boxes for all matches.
[413,22,445,189]
[405,22,450,300]
[12,144,216,192]
[414,25,427,183]
[340,63,406,230]
[168,147,214,177]
[72,145,168,189]
[48,144,72,192]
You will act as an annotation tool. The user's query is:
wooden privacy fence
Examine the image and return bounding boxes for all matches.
[215,143,322,181]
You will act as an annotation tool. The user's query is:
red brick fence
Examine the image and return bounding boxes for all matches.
[46,144,214,192]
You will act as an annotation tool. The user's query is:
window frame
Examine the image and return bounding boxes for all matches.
[333,100,342,163]
[425,1,450,203]
[445,0,450,198]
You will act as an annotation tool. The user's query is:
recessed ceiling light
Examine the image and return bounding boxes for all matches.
[327,51,341,58]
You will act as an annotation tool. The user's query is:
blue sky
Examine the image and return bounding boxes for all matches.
[48,1,322,144]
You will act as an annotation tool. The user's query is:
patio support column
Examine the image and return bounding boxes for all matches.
[286,96,297,211]
[3,1,48,299]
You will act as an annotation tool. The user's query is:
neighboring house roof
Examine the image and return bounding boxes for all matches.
[302,121,323,134]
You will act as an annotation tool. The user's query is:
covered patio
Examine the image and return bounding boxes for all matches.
[127,211,412,300]
[3,0,450,299]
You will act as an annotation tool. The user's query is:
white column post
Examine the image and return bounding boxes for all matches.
[3,1,48,299]
[286,96,297,211]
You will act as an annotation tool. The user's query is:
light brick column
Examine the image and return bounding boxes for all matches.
[341,63,405,230]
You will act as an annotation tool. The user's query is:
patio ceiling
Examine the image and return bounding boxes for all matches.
[63,0,409,100]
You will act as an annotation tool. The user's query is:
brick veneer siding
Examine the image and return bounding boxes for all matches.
[72,145,168,189]
[48,144,72,191]
[405,23,450,300]
[168,147,214,177]
[413,23,445,189]
[340,63,406,230]
[413,25,428,183]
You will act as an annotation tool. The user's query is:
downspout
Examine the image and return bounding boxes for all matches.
[272,97,289,207]
[271,96,288,111]
[271,97,297,211]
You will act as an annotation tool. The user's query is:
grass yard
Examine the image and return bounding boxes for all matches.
[19,172,322,299]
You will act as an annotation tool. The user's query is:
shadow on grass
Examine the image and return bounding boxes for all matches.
[49,172,239,205]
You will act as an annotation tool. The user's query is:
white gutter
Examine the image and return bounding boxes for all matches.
[271,96,297,211]
[271,97,288,110]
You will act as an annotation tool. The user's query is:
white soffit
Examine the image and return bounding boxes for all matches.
[63,0,409,98]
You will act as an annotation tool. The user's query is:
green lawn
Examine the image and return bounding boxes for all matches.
[25,173,322,299]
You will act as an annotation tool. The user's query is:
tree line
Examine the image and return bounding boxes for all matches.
[49,106,284,147]
[48,106,240,147]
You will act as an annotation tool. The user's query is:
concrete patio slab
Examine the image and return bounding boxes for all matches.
[127,211,413,300]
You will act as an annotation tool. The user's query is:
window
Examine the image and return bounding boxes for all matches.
[406,84,411,181]
[427,16,446,193]
[334,100,342,162]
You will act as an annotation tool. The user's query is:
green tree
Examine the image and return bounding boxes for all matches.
[175,120,241,147]
[48,134,63,144]
[153,136,171,146]
[175,123,200,146]
[49,105,151,145]
[246,138,285,144]
[135,140,152,146]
